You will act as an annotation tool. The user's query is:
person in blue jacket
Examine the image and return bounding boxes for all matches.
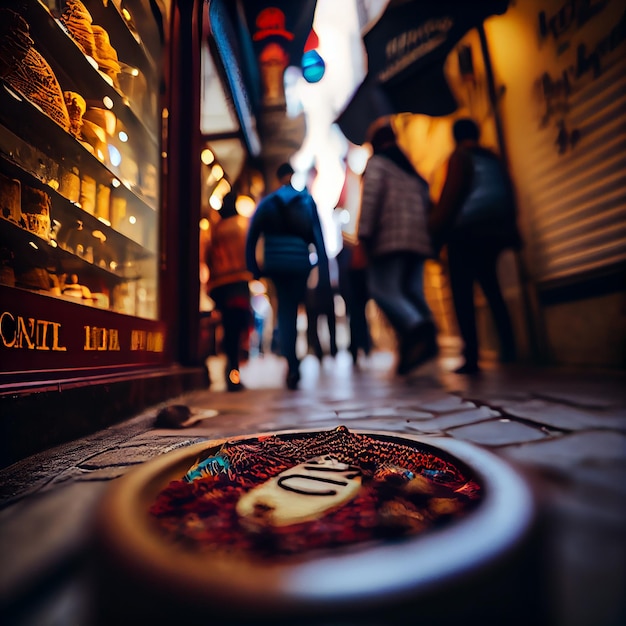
[245,162,329,389]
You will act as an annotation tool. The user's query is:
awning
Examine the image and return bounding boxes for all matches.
[336,0,509,144]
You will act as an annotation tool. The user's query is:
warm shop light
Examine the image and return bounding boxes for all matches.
[110,261,118,271]
[98,217,112,226]
[122,8,132,21]
[108,145,122,166]
[103,96,114,109]
[214,178,231,198]
[235,194,256,217]
[209,195,223,210]
[200,263,209,284]
[92,230,107,242]
[199,218,210,231]
[201,149,215,165]
[210,164,223,180]
[129,215,137,224]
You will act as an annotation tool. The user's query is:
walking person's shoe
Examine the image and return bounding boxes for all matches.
[397,321,439,376]
[226,368,245,392]
[286,361,301,390]
[351,349,358,365]
[286,370,300,390]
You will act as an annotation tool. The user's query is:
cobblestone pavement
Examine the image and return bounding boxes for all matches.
[1,351,625,625]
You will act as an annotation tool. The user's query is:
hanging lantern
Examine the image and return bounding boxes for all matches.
[302,28,324,83]
[302,49,325,83]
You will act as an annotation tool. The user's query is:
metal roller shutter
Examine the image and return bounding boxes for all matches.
[529,57,626,284]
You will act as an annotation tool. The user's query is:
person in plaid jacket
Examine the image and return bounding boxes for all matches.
[357,120,438,375]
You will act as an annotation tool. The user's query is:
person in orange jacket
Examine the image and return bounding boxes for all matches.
[206,191,253,391]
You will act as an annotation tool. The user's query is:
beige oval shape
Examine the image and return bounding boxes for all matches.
[236,455,362,527]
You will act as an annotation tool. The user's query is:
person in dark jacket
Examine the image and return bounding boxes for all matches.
[245,162,329,389]
[429,118,521,374]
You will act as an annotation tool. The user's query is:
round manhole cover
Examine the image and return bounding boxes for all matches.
[94,426,535,624]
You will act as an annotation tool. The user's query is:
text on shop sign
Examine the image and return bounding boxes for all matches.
[0,311,66,351]
[1,310,164,353]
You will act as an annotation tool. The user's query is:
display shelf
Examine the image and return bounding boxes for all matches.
[0,216,144,287]
[23,0,159,143]
[0,153,157,261]
[0,81,158,216]
[0,0,163,327]
[83,0,160,80]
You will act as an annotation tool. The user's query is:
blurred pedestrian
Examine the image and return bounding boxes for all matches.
[428,117,520,374]
[337,236,372,365]
[305,263,338,361]
[205,191,252,391]
[250,287,271,357]
[246,162,329,389]
[357,120,437,375]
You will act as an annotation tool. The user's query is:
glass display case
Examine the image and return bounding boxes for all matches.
[0,0,169,378]
[0,0,162,318]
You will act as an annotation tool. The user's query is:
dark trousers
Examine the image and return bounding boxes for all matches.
[344,271,371,360]
[211,282,250,374]
[271,272,309,375]
[305,287,337,359]
[447,239,516,366]
[337,247,371,361]
[367,252,432,338]
[219,307,250,372]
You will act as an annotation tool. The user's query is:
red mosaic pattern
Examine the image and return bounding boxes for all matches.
[149,426,482,559]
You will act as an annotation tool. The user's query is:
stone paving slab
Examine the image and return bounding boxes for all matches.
[118,433,207,448]
[334,417,441,434]
[79,445,174,469]
[501,398,626,431]
[51,466,131,484]
[406,405,501,433]
[534,388,625,410]
[0,412,157,505]
[446,418,550,446]
[500,430,626,469]
[407,395,477,413]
